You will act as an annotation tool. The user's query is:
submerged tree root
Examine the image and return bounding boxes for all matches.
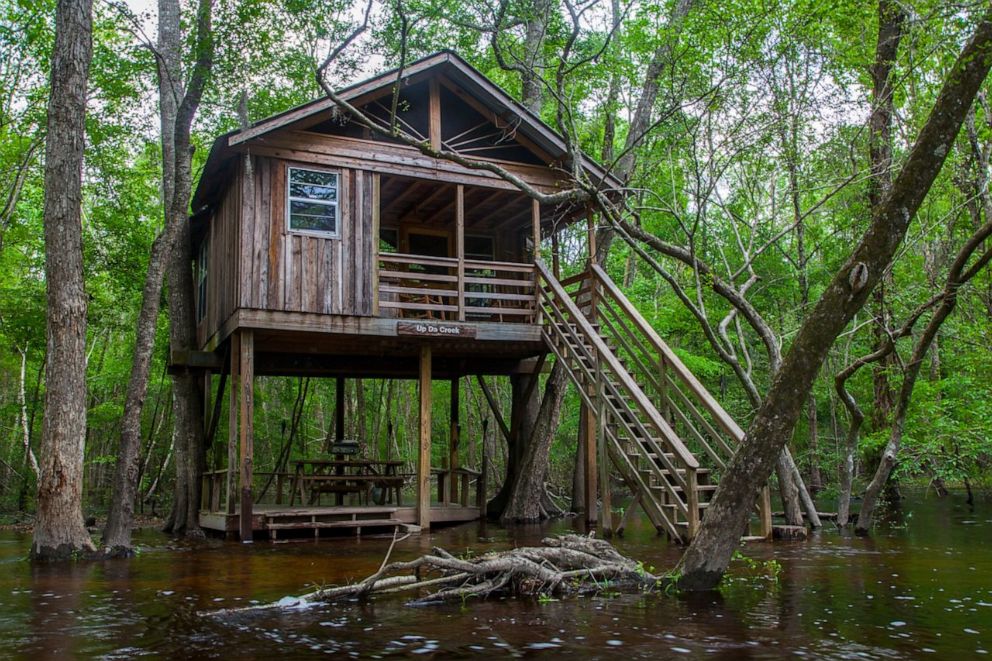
[205,534,661,617]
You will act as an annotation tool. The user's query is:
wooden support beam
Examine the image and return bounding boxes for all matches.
[759,485,773,539]
[418,345,432,529]
[227,334,240,518]
[685,468,700,540]
[448,376,459,504]
[582,401,597,525]
[456,185,465,321]
[429,77,442,151]
[597,397,612,536]
[372,173,381,316]
[531,198,541,260]
[238,330,255,543]
[532,199,542,324]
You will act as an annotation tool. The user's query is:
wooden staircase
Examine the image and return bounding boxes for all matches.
[535,260,771,543]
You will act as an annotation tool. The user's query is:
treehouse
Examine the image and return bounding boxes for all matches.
[186,51,773,543]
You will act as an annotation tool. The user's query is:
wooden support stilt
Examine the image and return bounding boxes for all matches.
[448,377,459,504]
[418,345,432,530]
[226,334,240,518]
[582,401,597,525]
[759,485,773,539]
[238,330,255,543]
[685,468,700,541]
[597,398,612,536]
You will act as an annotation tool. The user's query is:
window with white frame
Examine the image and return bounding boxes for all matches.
[287,167,339,236]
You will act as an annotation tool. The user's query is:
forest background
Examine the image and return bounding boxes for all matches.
[1,0,990,532]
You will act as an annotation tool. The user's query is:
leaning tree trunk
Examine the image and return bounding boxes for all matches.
[675,10,992,590]
[103,0,212,555]
[31,0,96,561]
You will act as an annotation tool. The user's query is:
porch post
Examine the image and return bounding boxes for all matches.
[448,376,460,504]
[238,329,255,542]
[531,199,541,260]
[226,334,240,521]
[456,185,465,321]
[418,345,432,529]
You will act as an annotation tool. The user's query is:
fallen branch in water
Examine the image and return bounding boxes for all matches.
[204,533,661,617]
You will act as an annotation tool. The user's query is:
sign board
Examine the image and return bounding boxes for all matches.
[397,321,477,339]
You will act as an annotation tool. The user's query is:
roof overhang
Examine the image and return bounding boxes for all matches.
[192,50,622,212]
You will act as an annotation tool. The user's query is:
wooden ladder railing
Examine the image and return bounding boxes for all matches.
[536,260,701,541]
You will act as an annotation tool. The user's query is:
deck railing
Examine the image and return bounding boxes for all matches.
[377,252,537,323]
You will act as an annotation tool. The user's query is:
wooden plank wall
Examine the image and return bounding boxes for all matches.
[240,156,374,318]
[197,162,242,348]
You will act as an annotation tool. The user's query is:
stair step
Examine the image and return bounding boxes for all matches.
[266,518,403,531]
[649,483,718,493]
[638,467,712,476]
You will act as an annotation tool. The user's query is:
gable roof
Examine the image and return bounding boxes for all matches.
[192,50,619,210]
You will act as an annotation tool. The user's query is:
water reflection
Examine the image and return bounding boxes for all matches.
[0,491,989,658]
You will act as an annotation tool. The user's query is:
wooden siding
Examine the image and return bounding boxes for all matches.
[196,163,241,348]
[197,157,376,349]
[246,157,374,317]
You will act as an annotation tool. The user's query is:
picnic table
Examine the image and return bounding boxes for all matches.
[289,459,407,507]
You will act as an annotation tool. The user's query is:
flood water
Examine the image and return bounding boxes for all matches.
[1,491,990,659]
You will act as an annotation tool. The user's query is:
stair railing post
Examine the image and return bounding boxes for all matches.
[685,467,700,541]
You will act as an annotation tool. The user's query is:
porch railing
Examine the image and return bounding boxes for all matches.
[377,252,537,323]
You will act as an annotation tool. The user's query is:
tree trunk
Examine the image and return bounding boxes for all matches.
[487,373,539,518]
[154,0,212,538]
[868,0,905,432]
[675,10,992,589]
[501,364,568,522]
[520,0,550,115]
[31,0,96,561]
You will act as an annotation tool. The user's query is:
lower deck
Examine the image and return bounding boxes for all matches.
[200,504,481,541]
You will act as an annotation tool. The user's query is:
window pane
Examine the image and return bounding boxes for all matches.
[290,182,337,201]
[289,169,337,187]
[290,200,336,233]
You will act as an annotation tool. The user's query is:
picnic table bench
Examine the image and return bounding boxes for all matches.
[289,459,408,506]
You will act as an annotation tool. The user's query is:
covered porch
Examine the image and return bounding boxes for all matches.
[197,327,540,542]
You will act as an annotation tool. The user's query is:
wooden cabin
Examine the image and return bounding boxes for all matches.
[187,51,772,543]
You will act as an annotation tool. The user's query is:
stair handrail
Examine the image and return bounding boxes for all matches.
[589,264,747,444]
[535,259,699,471]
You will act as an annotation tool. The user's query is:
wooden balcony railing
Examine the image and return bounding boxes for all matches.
[377,253,537,323]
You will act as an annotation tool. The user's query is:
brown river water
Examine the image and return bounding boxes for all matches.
[0,491,989,659]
